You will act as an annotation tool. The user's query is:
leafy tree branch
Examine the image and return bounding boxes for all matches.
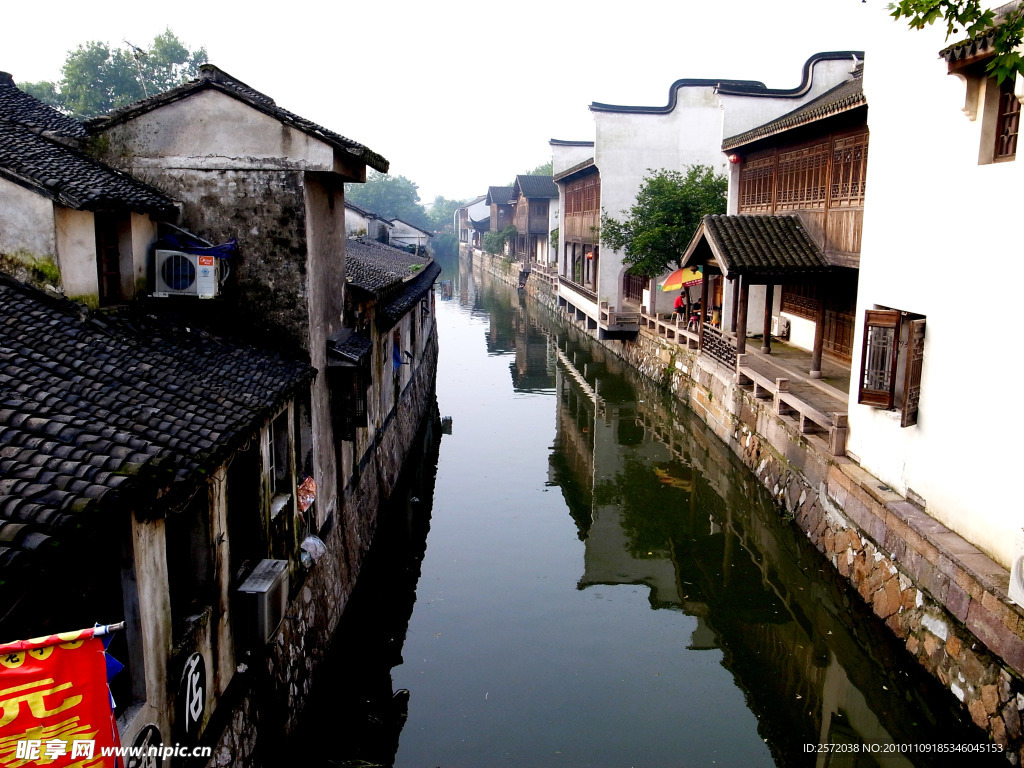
[600,165,726,278]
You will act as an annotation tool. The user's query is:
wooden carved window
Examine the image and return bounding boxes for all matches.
[739,155,775,213]
[858,309,926,427]
[781,283,819,320]
[995,78,1020,160]
[831,133,869,207]
[777,144,829,211]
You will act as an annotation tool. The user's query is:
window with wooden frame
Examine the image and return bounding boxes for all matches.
[830,132,869,207]
[858,308,926,427]
[995,76,1021,160]
[777,143,829,210]
[738,155,775,213]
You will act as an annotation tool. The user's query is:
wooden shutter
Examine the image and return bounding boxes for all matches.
[900,318,926,427]
[858,309,901,407]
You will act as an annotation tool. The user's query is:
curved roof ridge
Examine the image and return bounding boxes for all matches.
[589,51,864,115]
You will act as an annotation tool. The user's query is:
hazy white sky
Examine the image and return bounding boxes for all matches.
[5,0,893,203]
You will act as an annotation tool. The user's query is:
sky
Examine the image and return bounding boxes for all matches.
[4,0,890,204]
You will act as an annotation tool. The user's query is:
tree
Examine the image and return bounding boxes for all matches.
[600,165,726,277]
[891,0,1023,82]
[20,29,207,118]
[345,171,431,230]
[483,226,517,256]
[426,195,467,232]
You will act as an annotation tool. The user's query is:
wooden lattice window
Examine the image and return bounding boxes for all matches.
[995,78,1021,160]
[739,155,775,213]
[858,309,926,427]
[623,271,646,304]
[830,132,869,207]
[776,143,829,210]
[781,283,819,320]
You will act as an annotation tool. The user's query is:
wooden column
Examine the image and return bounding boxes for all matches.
[761,282,774,353]
[810,291,825,378]
[729,276,739,334]
[736,276,749,355]
[698,269,709,350]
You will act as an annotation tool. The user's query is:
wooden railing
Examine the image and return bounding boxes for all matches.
[702,325,737,368]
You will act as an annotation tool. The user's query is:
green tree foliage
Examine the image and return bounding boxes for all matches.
[345,171,431,230]
[431,231,459,260]
[20,29,207,118]
[600,165,726,277]
[426,195,467,232]
[891,0,1024,82]
[483,226,517,255]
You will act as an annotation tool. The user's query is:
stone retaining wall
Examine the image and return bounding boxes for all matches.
[467,247,1024,761]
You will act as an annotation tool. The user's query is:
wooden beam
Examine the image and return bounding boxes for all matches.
[729,276,739,334]
[762,282,774,354]
[810,291,825,378]
[736,276,749,355]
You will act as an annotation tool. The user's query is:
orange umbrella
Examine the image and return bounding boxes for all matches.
[659,266,702,291]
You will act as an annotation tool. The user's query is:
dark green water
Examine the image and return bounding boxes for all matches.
[300,256,1000,767]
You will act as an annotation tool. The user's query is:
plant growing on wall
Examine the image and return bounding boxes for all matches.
[483,226,517,255]
[600,165,726,277]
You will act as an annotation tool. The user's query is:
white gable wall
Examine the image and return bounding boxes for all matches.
[850,16,1024,567]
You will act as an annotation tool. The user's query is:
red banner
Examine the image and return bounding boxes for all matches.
[0,630,120,767]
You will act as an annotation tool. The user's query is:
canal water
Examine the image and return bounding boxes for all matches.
[300,255,1001,767]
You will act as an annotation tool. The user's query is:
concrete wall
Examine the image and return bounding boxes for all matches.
[54,207,98,303]
[850,15,1024,568]
[0,177,55,261]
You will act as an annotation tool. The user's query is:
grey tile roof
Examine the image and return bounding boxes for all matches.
[0,73,88,138]
[486,186,515,206]
[723,67,865,150]
[0,75,175,216]
[0,119,177,215]
[684,215,831,278]
[514,175,558,199]
[346,239,433,294]
[0,273,314,604]
[88,65,389,174]
[553,158,596,183]
[941,2,1020,63]
[327,329,373,365]
[379,261,442,330]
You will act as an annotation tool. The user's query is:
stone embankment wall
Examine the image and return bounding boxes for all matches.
[468,247,1024,761]
[207,330,440,767]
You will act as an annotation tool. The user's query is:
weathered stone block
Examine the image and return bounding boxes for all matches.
[947,582,971,623]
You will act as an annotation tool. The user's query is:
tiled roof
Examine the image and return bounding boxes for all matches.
[486,186,515,206]
[549,139,594,147]
[326,328,372,365]
[0,75,175,216]
[345,200,387,220]
[0,73,87,138]
[682,215,831,278]
[514,175,558,199]
[553,158,596,183]
[723,66,865,150]
[0,119,177,215]
[0,273,314,604]
[88,65,389,174]
[941,2,1020,64]
[346,239,433,294]
[379,261,442,330]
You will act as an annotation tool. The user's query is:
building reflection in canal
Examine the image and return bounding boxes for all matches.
[300,257,1000,767]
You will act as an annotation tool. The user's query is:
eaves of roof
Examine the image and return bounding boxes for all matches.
[940,2,1020,65]
[722,73,866,151]
[549,138,594,147]
[589,51,864,115]
[87,64,389,173]
[0,120,177,216]
[553,158,597,183]
[680,214,831,278]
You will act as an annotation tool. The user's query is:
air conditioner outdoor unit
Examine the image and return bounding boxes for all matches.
[1010,528,1024,606]
[771,315,790,339]
[237,559,289,645]
[153,249,220,298]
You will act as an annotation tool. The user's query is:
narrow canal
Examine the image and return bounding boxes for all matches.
[300,255,1001,767]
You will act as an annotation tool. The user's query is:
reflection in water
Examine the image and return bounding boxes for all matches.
[301,255,1000,767]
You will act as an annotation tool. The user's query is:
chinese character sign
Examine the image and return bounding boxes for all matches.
[0,629,121,767]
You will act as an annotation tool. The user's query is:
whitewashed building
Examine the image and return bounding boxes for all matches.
[849,9,1024,570]
[556,52,863,340]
